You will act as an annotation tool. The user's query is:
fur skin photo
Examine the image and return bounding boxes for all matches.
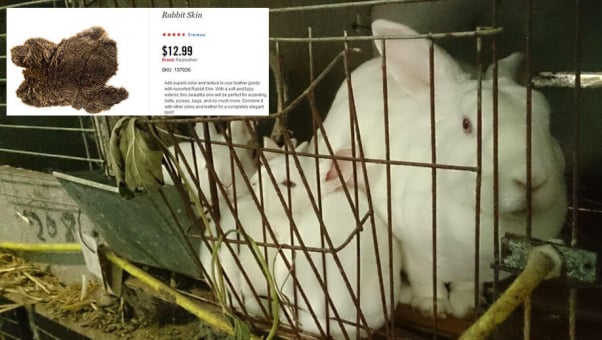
[10,26,128,114]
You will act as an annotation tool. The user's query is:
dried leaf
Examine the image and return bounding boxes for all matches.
[108,117,130,196]
[121,119,164,190]
[109,117,164,197]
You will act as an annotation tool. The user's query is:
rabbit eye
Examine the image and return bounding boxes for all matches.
[462,117,472,134]
[281,179,296,188]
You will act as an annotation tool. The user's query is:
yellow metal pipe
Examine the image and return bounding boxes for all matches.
[102,250,241,337]
[0,242,82,252]
[460,245,562,340]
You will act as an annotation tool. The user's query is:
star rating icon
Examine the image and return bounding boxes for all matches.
[162,33,186,37]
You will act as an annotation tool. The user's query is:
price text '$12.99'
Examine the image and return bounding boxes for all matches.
[162,45,193,57]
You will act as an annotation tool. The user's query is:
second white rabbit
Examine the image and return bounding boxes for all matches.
[313,19,567,318]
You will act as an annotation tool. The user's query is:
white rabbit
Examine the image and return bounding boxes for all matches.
[199,191,283,318]
[313,19,567,318]
[254,139,403,339]
[162,120,256,200]
[198,137,301,318]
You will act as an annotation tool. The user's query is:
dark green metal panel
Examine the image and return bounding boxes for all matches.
[55,170,204,279]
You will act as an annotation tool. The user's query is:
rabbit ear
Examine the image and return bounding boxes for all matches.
[324,148,355,191]
[229,120,252,138]
[262,136,281,160]
[295,141,309,152]
[193,121,219,140]
[281,137,298,152]
[290,138,298,149]
[486,52,526,83]
[371,19,466,97]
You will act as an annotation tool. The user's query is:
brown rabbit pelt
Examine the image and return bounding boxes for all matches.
[11,27,128,114]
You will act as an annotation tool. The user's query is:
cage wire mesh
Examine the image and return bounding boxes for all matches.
[2,0,601,339]
[142,3,561,339]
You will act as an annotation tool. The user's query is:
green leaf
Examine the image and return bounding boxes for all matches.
[234,318,251,340]
[210,230,279,340]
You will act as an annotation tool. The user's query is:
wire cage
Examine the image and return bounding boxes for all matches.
[2,0,602,339]
[145,1,601,339]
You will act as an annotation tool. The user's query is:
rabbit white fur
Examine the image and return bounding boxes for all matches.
[199,192,282,317]
[254,140,403,339]
[197,138,303,318]
[313,19,567,318]
[162,120,256,200]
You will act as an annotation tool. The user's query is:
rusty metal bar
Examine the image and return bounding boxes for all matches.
[343,30,370,339]
[524,0,535,337]
[380,37,396,339]
[270,40,288,142]
[525,0,534,240]
[341,30,361,339]
[283,132,301,330]
[569,0,583,338]
[0,124,95,132]
[269,0,444,13]
[491,0,502,311]
[264,148,477,171]
[428,37,439,338]
[270,27,503,43]
[202,122,220,222]
[77,117,94,171]
[0,147,104,163]
[306,26,318,333]
[306,25,330,336]
[474,28,484,319]
[94,116,111,176]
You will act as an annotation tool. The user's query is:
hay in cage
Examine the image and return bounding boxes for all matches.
[1,250,96,307]
[0,251,126,334]
[0,251,62,304]
[0,250,227,339]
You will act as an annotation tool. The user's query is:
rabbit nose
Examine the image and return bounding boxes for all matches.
[513,177,547,193]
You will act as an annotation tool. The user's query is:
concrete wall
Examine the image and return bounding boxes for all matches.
[0,166,96,283]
